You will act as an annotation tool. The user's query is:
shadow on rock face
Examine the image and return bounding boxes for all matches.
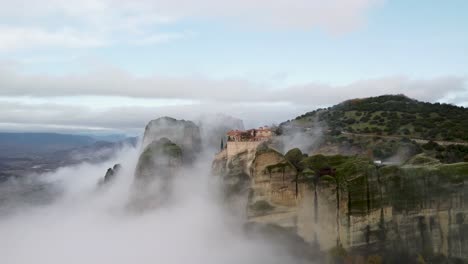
[244,223,323,263]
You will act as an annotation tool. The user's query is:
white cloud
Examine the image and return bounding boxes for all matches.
[0,26,106,51]
[129,32,193,45]
[0,0,382,51]
[274,75,468,105]
[0,0,382,31]
[121,0,383,33]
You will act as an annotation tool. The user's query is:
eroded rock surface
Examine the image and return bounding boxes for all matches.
[248,147,298,229]
[213,144,468,261]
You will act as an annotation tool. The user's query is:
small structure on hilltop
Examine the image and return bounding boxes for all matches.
[216,126,274,160]
[227,126,273,142]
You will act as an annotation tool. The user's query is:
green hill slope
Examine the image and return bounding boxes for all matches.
[280,95,468,163]
[290,94,468,142]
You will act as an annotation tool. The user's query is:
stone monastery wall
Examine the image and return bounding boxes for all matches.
[226,141,263,159]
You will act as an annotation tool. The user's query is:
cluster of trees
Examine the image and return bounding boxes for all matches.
[422,141,468,163]
[371,138,422,160]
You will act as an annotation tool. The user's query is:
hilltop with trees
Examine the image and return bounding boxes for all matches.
[281,95,468,163]
[290,94,468,142]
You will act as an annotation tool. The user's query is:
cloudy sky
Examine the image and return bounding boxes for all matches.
[0,0,467,134]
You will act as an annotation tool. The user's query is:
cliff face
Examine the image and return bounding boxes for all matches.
[299,158,468,260]
[213,144,468,261]
[212,141,266,198]
[213,144,302,232]
[131,117,204,210]
[212,146,251,211]
[360,159,468,259]
[142,117,202,163]
[248,148,298,229]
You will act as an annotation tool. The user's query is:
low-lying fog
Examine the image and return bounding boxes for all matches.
[0,143,304,264]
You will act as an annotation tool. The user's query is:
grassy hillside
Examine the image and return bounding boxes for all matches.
[290,94,468,142]
[280,95,468,163]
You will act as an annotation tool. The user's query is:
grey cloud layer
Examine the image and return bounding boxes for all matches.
[1,66,466,104]
[0,100,309,133]
[0,66,466,132]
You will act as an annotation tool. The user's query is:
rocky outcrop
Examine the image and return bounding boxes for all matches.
[134,138,182,181]
[213,144,302,234]
[142,117,201,163]
[130,138,183,210]
[129,117,203,210]
[248,147,298,229]
[212,146,251,214]
[98,163,122,186]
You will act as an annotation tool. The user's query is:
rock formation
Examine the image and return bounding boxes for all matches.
[130,137,183,210]
[98,163,122,186]
[248,147,298,222]
[130,117,204,210]
[134,138,182,180]
[213,143,299,227]
[213,140,468,261]
[142,117,202,163]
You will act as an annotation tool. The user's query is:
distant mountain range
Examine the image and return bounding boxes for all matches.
[0,132,95,157]
[0,132,138,180]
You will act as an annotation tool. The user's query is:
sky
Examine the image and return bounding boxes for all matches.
[0,0,467,134]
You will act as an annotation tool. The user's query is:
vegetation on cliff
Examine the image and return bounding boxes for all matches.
[282,148,468,262]
[287,150,468,216]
